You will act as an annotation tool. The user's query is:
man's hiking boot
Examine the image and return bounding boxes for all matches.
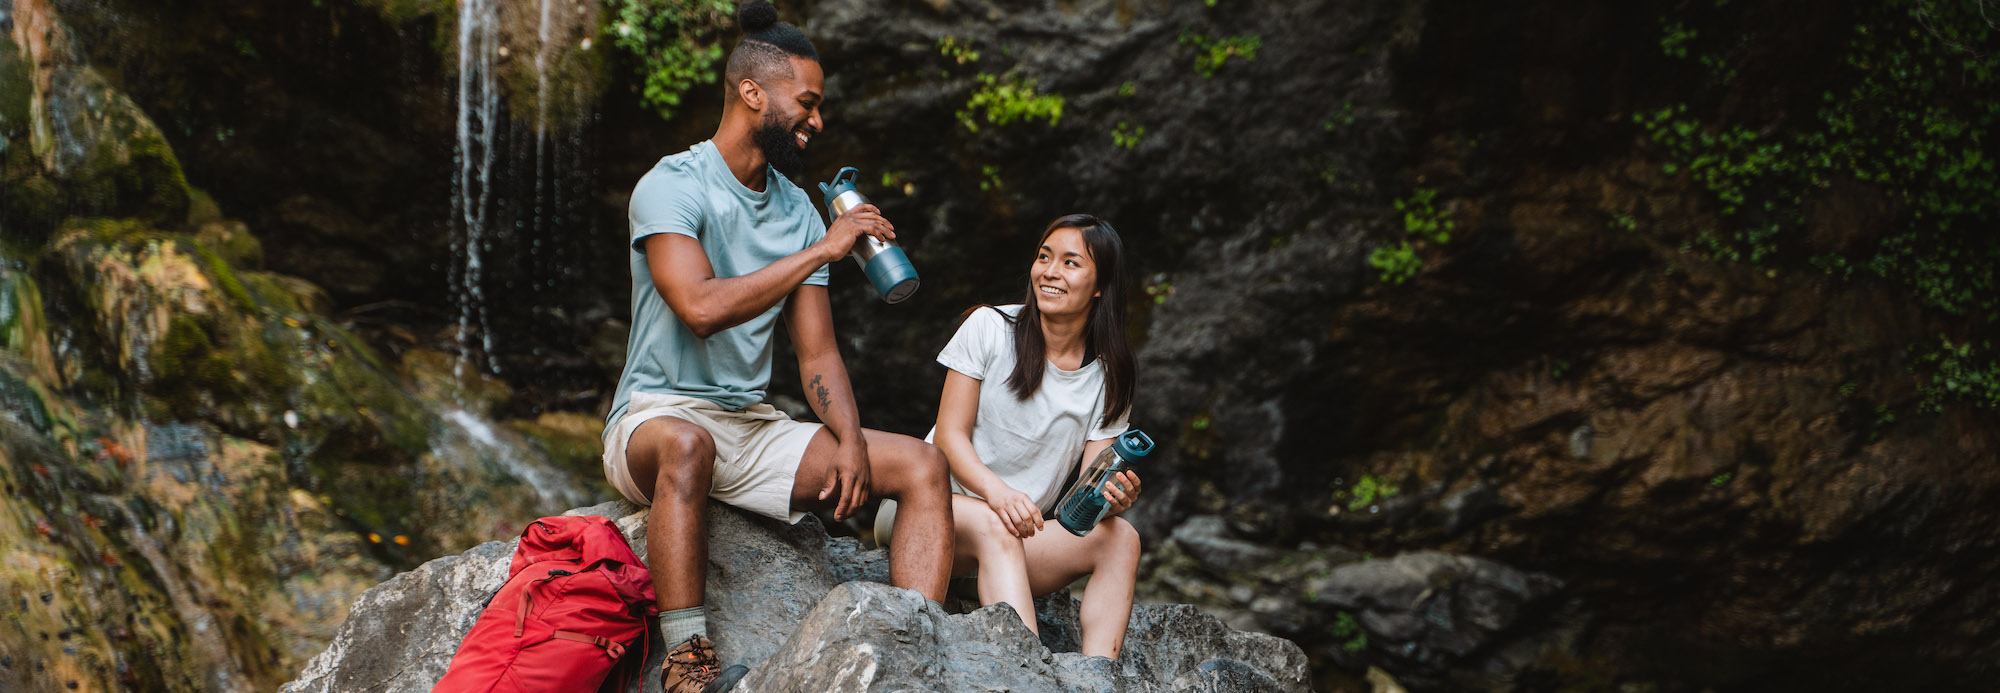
[661,634,747,693]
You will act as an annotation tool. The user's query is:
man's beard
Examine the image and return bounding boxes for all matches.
[753,115,807,181]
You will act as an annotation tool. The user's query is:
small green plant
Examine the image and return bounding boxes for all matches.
[1709,472,1734,487]
[1112,121,1147,149]
[1179,32,1261,78]
[605,0,736,121]
[957,72,1065,133]
[1367,242,1421,285]
[1117,81,1138,98]
[1332,612,1369,653]
[1611,212,1638,232]
[1144,276,1175,305]
[1395,188,1454,243]
[1659,20,1697,59]
[1918,338,2000,412]
[1344,474,1400,512]
[937,36,981,65]
[1324,100,1358,131]
[978,164,1004,192]
[1369,187,1455,284]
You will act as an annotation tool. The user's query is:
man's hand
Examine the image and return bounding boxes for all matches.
[814,203,895,263]
[1103,470,1142,516]
[985,485,1043,538]
[819,437,872,520]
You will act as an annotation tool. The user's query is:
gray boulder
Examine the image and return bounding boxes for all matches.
[286,501,1308,692]
[1149,518,1582,690]
[740,583,1309,692]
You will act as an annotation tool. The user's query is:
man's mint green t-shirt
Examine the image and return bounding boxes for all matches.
[609,140,829,424]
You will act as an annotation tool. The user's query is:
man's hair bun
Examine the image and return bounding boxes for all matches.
[737,1,779,33]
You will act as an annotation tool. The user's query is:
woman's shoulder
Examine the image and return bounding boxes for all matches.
[961,303,1024,331]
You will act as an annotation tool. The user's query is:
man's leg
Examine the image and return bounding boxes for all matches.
[623,417,717,611]
[791,429,953,601]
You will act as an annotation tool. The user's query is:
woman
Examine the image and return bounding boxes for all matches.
[930,213,1142,658]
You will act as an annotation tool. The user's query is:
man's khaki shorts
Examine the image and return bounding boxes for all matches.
[602,391,822,524]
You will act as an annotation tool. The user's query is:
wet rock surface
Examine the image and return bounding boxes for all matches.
[286,500,1309,692]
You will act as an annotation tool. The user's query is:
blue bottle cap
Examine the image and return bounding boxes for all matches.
[1113,429,1155,461]
[863,248,921,303]
[817,166,861,210]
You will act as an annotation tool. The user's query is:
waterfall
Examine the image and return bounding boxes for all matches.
[444,0,604,390]
[439,408,592,510]
[451,0,500,381]
[533,0,553,247]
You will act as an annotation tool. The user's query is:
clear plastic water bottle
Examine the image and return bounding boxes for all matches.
[818,166,920,303]
[1055,430,1155,536]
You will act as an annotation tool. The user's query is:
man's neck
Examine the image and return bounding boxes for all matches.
[711,126,768,193]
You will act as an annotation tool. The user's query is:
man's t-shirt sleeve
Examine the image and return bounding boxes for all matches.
[936,307,1002,380]
[628,167,704,251]
[803,212,831,287]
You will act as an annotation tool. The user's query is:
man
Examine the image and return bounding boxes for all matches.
[598,3,953,691]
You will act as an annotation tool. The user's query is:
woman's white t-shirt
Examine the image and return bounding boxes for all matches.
[926,305,1129,512]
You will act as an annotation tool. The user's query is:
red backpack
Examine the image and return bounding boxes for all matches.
[434,515,657,693]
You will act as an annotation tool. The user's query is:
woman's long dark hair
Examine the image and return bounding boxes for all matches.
[969,213,1134,427]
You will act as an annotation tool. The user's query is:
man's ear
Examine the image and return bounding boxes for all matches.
[736,78,765,111]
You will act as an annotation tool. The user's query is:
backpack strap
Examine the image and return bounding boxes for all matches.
[551,630,628,659]
[513,571,568,637]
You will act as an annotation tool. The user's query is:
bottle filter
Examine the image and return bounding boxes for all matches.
[818,167,920,303]
[1055,430,1156,536]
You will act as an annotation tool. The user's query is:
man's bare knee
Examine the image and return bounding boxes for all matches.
[650,427,716,503]
[909,445,949,494]
[884,443,950,500]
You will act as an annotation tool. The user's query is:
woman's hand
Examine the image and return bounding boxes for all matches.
[1103,470,1142,516]
[984,486,1043,538]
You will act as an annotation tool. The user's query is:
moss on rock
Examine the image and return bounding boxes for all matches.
[506,410,606,478]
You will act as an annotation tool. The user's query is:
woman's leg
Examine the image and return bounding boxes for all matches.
[1021,515,1143,659]
[950,494,1038,631]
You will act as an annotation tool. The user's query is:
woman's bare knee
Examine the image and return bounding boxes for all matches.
[1099,516,1142,562]
[961,506,1024,556]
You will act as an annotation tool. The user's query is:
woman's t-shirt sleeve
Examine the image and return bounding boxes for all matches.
[1089,404,1131,441]
[936,308,1003,380]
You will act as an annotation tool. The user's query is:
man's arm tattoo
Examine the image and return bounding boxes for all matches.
[809,374,831,410]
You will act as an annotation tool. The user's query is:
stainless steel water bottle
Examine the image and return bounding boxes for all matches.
[1055,430,1156,536]
[818,167,920,303]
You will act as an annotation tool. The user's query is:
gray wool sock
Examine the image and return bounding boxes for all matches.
[659,605,708,644]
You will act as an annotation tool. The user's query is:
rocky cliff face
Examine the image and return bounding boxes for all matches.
[6,0,1999,690]
[1,3,609,690]
[283,501,1312,692]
